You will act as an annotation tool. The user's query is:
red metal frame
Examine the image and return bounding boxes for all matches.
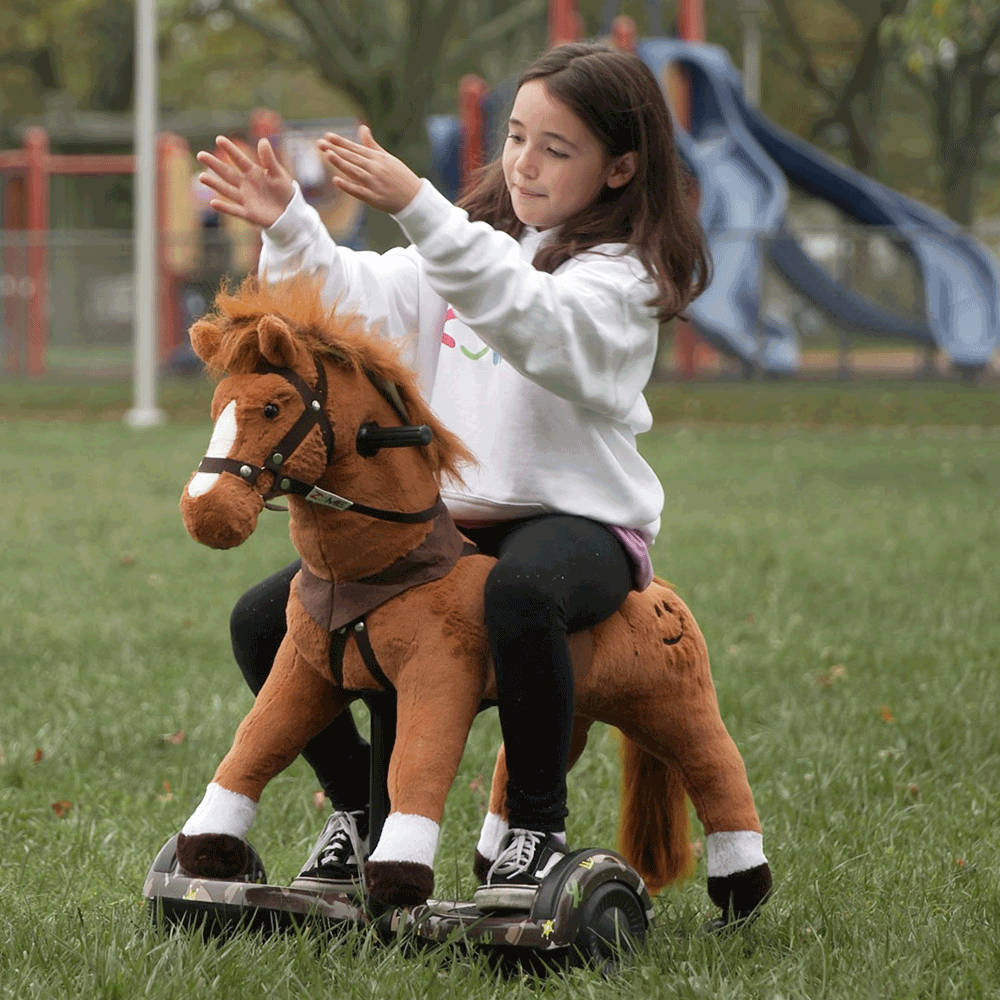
[456,0,582,192]
[0,126,195,376]
[2,167,26,374]
[610,5,713,380]
[673,0,712,379]
[548,0,579,46]
[459,75,488,188]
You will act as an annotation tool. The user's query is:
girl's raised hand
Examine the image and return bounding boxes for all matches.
[195,136,295,230]
[318,126,422,215]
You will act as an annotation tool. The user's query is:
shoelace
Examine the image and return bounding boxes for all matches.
[318,810,364,866]
[487,829,544,879]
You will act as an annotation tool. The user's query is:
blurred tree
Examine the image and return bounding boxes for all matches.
[766,0,909,181]
[85,2,135,112]
[881,0,1000,225]
[0,1,138,131]
[198,0,546,246]
[0,1,68,128]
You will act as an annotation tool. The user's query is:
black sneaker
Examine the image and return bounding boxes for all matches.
[290,809,369,892]
[473,828,568,911]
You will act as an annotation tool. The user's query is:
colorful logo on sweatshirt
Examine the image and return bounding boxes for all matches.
[441,307,501,365]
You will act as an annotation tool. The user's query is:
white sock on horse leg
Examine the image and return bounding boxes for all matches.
[367,813,440,867]
[476,812,509,861]
[181,782,258,839]
[705,831,767,877]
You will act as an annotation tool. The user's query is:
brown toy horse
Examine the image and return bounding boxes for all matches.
[174,277,772,925]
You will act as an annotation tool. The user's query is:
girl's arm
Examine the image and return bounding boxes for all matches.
[197,136,421,345]
[321,130,659,420]
[396,183,659,420]
[261,185,421,346]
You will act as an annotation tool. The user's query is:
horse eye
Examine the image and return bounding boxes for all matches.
[263,402,279,419]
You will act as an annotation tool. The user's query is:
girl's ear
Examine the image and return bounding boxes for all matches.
[189,319,223,364]
[257,313,303,369]
[607,151,638,189]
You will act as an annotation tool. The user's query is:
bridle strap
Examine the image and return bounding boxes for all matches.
[256,359,335,479]
[195,354,441,525]
[278,484,445,524]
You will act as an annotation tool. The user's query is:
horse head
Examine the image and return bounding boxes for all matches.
[180,277,472,553]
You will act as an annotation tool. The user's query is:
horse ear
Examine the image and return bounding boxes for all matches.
[257,314,304,369]
[189,319,223,363]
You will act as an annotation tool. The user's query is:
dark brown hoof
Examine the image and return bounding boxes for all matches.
[472,849,492,884]
[364,860,434,907]
[176,831,250,879]
[707,862,773,926]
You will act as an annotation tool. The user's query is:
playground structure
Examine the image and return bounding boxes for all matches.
[0,127,218,377]
[443,7,1000,377]
[0,108,365,378]
[2,0,998,380]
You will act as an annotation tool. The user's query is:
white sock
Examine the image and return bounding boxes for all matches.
[476,812,509,860]
[367,813,440,868]
[181,782,258,839]
[706,831,767,878]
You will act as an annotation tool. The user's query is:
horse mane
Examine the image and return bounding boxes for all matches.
[200,275,474,484]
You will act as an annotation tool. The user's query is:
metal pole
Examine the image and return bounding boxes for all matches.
[738,0,763,106]
[126,0,165,428]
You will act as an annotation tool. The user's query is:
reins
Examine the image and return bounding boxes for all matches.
[195,355,441,524]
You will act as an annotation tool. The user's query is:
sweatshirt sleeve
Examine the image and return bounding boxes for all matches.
[260,182,422,346]
[392,180,660,420]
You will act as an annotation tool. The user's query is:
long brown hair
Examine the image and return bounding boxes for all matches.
[457,43,709,322]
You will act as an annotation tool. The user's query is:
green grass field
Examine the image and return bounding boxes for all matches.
[2,381,1000,997]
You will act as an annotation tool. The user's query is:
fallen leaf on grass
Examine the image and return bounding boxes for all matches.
[119,554,135,567]
[468,775,485,795]
[157,781,173,802]
[814,664,848,688]
[313,790,326,810]
[162,731,186,745]
[33,748,43,763]
[880,705,896,724]
[690,838,705,860]
[51,801,73,818]
[893,782,919,798]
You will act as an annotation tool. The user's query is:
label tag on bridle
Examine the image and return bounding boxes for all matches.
[304,486,354,511]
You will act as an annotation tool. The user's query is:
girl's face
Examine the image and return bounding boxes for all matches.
[502,79,636,232]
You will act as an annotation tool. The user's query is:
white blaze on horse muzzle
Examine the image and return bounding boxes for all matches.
[187,400,238,498]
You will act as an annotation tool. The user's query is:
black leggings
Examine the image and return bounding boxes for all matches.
[229,514,632,831]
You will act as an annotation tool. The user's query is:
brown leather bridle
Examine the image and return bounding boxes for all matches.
[194,357,442,524]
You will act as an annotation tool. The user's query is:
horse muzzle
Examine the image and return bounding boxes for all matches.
[180,475,264,550]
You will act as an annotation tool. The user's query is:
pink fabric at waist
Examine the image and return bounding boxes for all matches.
[607,525,654,591]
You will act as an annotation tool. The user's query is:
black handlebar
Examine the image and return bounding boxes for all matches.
[356,421,434,458]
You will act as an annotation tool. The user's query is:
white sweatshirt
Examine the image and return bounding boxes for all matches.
[260,179,665,541]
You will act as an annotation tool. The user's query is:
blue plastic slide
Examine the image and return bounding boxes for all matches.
[427,41,1000,373]
[636,39,1000,373]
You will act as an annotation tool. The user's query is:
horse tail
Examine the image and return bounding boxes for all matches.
[617,735,694,894]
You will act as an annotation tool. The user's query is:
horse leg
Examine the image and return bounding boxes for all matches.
[473,718,593,881]
[176,635,349,879]
[364,663,483,907]
[620,691,772,924]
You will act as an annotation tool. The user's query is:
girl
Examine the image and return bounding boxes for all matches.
[197,41,709,909]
